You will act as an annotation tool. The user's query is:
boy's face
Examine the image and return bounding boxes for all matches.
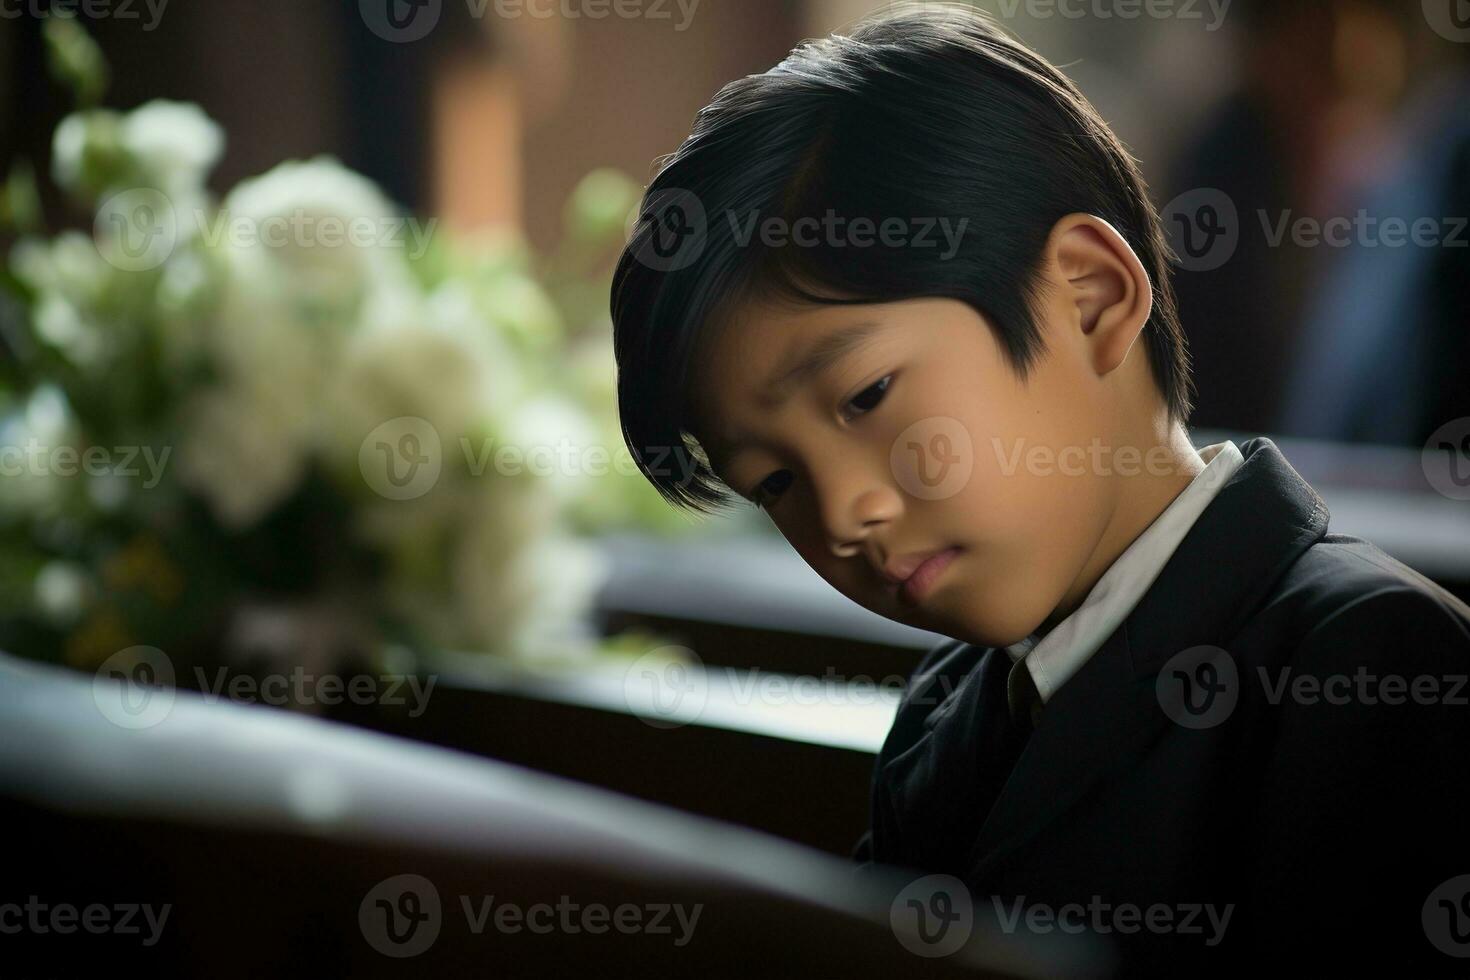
[689,293,1137,649]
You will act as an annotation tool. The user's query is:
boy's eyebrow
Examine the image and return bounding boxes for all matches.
[759,319,886,408]
[706,319,888,476]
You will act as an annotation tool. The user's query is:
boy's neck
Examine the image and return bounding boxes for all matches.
[1037,421,1206,635]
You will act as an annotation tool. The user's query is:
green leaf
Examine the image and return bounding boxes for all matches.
[563,168,640,246]
[43,13,110,109]
[0,162,43,234]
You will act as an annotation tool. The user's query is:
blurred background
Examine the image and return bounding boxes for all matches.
[2,0,1469,897]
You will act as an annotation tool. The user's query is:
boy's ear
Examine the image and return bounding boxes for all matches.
[1044,212,1153,377]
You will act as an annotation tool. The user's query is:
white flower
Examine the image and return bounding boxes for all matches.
[448,493,564,656]
[50,111,99,194]
[0,385,80,519]
[324,282,527,477]
[499,390,602,505]
[121,100,224,192]
[12,232,113,371]
[52,101,224,209]
[175,382,311,529]
[35,561,90,626]
[565,325,617,407]
[477,273,562,350]
[215,157,414,323]
[34,293,105,368]
[367,477,551,655]
[10,230,109,303]
[207,262,331,428]
[495,531,610,662]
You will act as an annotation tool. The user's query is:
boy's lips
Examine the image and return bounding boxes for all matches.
[878,546,964,606]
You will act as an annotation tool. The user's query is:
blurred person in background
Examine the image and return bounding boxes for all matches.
[1276,0,1470,445]
[1166,0,1470,444]
[1164,0,1345,435]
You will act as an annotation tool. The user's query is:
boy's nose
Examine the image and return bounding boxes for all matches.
[822,483,901,558]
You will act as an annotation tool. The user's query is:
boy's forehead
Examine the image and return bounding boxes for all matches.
[685,299,819,460]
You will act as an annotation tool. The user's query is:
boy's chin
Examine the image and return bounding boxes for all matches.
[848,574,1046,650]
[928,600,1051,651]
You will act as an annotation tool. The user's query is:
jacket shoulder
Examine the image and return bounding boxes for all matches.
[877,638,987,762]
[1254,533,1470,669]
[1262,532,1470,630]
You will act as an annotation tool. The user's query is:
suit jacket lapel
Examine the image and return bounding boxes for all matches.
[965,620,1170,879]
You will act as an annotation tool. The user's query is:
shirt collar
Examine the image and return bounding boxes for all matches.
[1004,440,1246,703]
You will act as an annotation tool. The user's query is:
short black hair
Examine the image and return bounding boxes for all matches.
[610,1,1193,516]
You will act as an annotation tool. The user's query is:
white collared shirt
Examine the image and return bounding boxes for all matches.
[1005,440,1245,703]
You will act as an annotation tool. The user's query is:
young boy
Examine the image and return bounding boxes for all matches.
[609,3,1470,973]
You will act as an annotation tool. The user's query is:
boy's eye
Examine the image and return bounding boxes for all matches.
[751,470,793,509]
[844,374,892,419]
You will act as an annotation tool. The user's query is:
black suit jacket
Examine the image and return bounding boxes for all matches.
[854,436,1470,975]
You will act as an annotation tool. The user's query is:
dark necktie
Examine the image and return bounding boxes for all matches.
[967,652,1042,847]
